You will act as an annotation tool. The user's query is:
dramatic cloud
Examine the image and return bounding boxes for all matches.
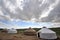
[0,0,60,22]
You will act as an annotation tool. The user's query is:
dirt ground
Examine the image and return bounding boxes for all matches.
[0,32,60,40]
[0,32,39,40]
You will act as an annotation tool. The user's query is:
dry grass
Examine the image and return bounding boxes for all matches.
[0,32,39,40]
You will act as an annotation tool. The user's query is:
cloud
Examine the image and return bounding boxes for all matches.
[39,0,59,19]
[0,0,60,22]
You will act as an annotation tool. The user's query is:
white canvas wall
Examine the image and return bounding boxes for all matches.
[7,28,17,33]
[37,28,57,39]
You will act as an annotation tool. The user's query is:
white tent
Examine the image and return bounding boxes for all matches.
[37,27,57,39]
[7,28,17,33]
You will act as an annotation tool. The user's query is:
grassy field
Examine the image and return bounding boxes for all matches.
[50,28,60,35]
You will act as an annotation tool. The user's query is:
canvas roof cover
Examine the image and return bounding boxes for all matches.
[38,28,57,39]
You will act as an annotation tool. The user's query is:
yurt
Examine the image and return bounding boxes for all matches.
[24,27,36,36]
[37,27,57,40]
[1,28,8,33]
[7,28,17,33]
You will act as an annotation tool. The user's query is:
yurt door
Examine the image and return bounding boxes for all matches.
[38,33,40,38]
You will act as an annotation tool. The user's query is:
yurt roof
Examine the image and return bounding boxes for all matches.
[25,27,36,32]
[37,28,55,33]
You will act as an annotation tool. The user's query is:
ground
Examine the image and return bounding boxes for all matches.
[0,32,39,40]
[0,28,60,40]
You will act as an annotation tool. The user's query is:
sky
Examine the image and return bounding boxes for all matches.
[0,0,60,29]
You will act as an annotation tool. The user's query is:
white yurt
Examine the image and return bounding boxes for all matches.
[7,28,17,33]
[37,27,57,40]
